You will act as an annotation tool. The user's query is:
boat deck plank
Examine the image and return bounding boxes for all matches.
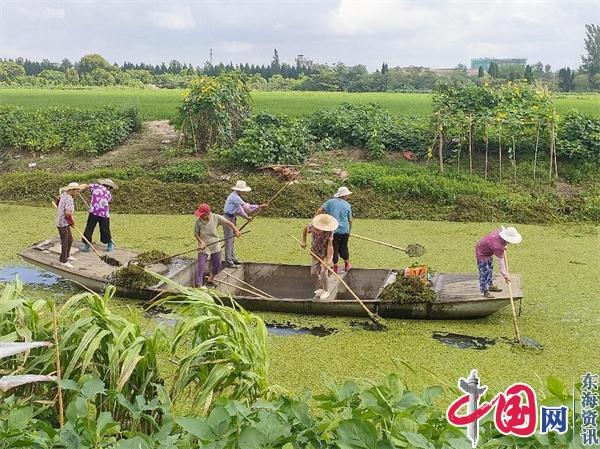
[433,273,522,303]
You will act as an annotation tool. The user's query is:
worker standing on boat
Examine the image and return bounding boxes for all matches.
[81,179,117,253]
[54,182,86,268]
[301,214,338,300]
[475,226,522,298]
[194,203,241,287]
[316,186,353,273]
[222,180,267,268]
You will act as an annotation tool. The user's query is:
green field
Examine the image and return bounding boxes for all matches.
[1,203,598,397]
[1,88,598,120]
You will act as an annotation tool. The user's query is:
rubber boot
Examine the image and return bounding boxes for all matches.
[80,243,91,252]
[106,242,114,252]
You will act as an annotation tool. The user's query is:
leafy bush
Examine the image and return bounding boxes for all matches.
[557,110,600,160]
[0,105,140,154]
[231,112,314,167]
[180,72,252,152]
[157,160,208,183]
[307,102,430,158]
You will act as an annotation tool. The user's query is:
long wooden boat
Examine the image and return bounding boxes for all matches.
[18,238,522,320]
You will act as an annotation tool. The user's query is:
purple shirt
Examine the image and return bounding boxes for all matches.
[475,229,508,276]
[89,183,112,218]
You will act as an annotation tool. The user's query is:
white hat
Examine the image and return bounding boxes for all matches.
[60,182,82,193]
[499,226,522,244]
[232,180,252,192]
[334,186,352,198]
[98,178,118,190]
[312,214,339,232]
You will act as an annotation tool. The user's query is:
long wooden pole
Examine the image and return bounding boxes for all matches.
[503,250,522,343]
[239,153,320,232]
[291,235,385,328]
[214,277,270,300]
[225,272,275,299]
[350,233,409,254]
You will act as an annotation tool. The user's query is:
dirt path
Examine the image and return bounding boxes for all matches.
[89,120,179,169]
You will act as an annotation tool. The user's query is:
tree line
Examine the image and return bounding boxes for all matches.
[1,24,598,92]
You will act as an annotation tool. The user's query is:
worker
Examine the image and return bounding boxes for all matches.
[301,214,339,300]
[222,180,267,268]
[193,203,241,287]
[316,186,353,273]
[475,226,522,297]
[55,182,86,268]
[81,179,117,253]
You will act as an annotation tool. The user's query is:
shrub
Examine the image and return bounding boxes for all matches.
[0,105,141,155]
[157,160,208,183]
[307,102,430,158]
[557,110,600,160]
[231,112,314,167]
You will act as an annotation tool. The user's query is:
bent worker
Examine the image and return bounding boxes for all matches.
[475,226,522,298]
[301,214,339,300]
[55,182,86,268]
[316,186,353,273]
[222,180,266,268]
[194,203,241,287]
[81,179,117,253]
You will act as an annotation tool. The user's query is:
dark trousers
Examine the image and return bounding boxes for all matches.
[83,214,112,244]
[333,233,350,264]
[57,226,73,263]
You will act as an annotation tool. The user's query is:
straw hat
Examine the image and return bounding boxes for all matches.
[334,186,352,198]
[60,182,82,193]
[194,203,211,218]
[312,214,339,232]
[232,180,251,192]
[98,179,118,190]
[499,226,522,244]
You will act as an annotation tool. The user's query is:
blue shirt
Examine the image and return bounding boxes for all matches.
[224,191,245,215]
[322,198,352,234]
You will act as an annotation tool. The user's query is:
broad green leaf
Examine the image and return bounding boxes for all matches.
[400,431,435,449]
[80,377,106,399]
[238,427,267,449]
[547,376,565,399]
[336,419,378,449]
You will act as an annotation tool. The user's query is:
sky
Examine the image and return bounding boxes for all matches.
[0,0,598,70]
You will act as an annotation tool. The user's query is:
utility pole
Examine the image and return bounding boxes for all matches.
[209,48,213,65]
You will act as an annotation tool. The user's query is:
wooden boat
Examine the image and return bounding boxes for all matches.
[18,238,522,320]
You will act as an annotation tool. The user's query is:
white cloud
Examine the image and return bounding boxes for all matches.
[42,7,66,19]
[147,6,195,30]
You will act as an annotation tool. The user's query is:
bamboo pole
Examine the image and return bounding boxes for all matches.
[498,125,502,181]
[350,233,410,254]
[438,120,444,175]
[512,136,517,182]
[238,152,320,232]
[50,302,64,427]
[225,272,275,299]
[468,115,473,175]
[291,235,386,328]
[484,124,489,180]
[503,250,522,343]
[213,277,271,300]
[533,121,540,181]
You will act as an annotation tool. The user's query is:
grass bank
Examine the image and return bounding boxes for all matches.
[1,88,599,119]
[1,203,598,398]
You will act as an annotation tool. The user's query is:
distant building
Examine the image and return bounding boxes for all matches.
[295,54,313,68]
[470,58,527,70]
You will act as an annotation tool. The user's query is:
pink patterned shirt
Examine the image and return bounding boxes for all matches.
[88,183,112,218]
[475,229,508,277]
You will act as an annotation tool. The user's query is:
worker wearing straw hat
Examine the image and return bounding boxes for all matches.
[222,180,267,268]
[81,179,118,253]
[475,226,522,298]
[316,186,353,274]
[194,203,241,287]
[55,182,86,268]
[301,214,339,300]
